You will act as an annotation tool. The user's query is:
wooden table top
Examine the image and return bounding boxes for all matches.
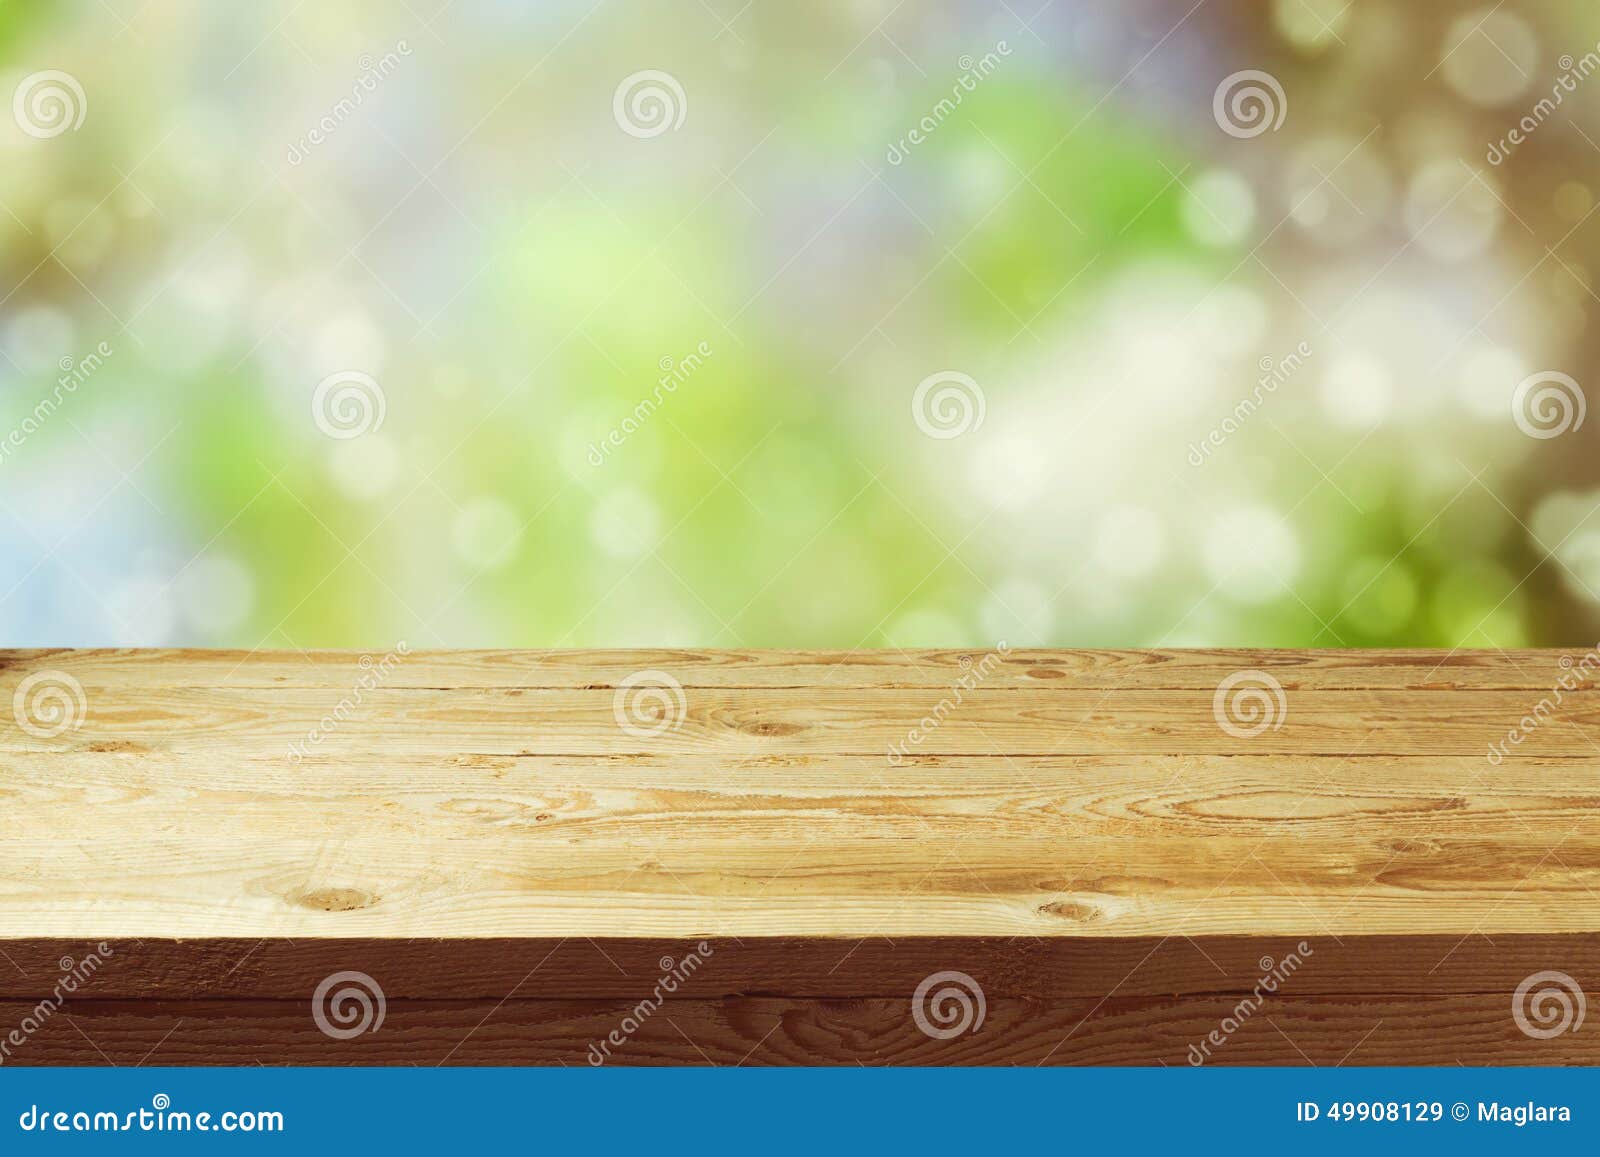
[2,647,1596,1065]
[3,646,1596,941]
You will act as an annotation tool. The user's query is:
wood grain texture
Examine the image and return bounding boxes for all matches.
[4,995,1592,1067]
[1,935,1595,999]
[9,647,1600,688]
[0,648,1594,1065]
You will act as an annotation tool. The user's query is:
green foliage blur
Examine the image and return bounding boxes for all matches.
[2,2,1599,650]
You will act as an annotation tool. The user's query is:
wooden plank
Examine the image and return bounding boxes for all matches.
[6,646,1600,689]
[6,753,1597,843]
[0,649,1594,1065]
[1,832,1598,937]
[2,996,1592,1066]
[4,686,1600,756]
[0,936,1594,999]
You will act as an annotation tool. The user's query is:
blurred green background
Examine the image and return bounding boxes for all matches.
[2,0,1599,650]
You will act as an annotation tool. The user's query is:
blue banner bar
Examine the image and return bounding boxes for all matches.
[0,1067,1592,1153]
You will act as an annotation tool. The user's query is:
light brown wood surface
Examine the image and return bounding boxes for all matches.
[1,648,1596,1065]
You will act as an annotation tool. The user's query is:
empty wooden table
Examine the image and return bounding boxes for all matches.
[0,648,1595,1064]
